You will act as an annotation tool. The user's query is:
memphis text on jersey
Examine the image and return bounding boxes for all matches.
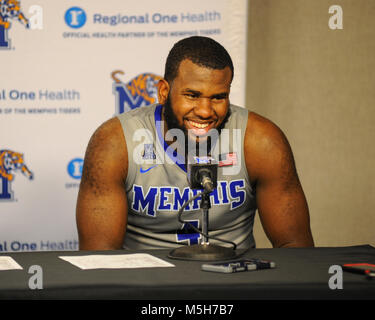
[131,180,246,217]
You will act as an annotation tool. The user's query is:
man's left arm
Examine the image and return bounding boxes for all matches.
[244,112,314,248]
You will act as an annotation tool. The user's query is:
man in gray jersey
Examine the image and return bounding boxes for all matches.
[76,36,314,250]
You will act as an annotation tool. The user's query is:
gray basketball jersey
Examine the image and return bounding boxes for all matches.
[117,103,257,250]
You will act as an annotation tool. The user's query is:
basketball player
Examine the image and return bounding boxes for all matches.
[76,36,314,250]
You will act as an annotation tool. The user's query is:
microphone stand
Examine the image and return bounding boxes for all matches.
[200,191,210,245]
[168,188,238,261]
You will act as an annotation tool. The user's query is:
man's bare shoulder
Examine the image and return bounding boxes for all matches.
[83,117,128,181]
[245,111,289,146]
[244,111,296,183]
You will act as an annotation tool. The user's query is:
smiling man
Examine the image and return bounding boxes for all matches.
[76,36,314,250]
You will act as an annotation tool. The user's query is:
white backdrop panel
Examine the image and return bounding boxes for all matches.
[0,0,248,252]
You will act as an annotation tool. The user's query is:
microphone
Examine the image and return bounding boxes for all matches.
[168,156,238,261]
[187,158,218,193]
[199,168,215,193]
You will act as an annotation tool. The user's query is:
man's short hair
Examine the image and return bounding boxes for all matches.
[164,36,234,84]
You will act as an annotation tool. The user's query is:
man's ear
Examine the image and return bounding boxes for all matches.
[157,79,170,105]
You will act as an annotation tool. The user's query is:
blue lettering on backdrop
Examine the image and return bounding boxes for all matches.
[152,13,178,24]
[91,10,221,26]
[0,175,12,200]
[0,25,9,48]
[10,241,37,251]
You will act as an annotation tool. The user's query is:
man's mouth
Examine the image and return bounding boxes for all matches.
[188,120,210,129]
[185,120,215,136]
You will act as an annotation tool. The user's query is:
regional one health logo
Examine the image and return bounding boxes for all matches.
[112,70,162,114]
[67,158,83,179]
[0,149,33,201]
[64,7,86,29]
[0,0,29,49]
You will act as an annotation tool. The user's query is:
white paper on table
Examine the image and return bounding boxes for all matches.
[58,253,175,270]
[0,256,23,271]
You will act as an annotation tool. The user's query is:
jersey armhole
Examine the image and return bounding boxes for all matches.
[116,114,137,190]
[237,106,255,195]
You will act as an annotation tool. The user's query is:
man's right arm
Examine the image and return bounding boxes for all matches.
[76,117,128,250]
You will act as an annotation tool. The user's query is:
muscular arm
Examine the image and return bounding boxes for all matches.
[76,118,128,250]
[245,112,314,248]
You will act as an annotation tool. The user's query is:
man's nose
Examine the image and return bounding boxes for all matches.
[194,98,214,119]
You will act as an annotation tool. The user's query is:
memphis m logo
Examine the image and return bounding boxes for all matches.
[112,70,162,114]
[0,0,29,49]
[0,149,33,201]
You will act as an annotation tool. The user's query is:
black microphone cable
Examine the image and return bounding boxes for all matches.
[177,190,237,250]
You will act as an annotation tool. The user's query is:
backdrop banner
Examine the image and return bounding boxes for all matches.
[0,0,248,252]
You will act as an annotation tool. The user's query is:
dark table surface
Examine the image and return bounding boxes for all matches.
[0,245,374,300]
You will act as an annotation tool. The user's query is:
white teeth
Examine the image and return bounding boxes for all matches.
[189,121,209,129]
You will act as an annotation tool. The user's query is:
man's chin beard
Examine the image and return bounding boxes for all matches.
[163,96,186,135]
[162,97,231,157]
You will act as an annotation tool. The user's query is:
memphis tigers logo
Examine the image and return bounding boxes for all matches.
[112,70,162,114]
[0,149,33,201]
[0,0,29,49]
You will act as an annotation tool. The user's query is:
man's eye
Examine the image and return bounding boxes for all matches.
[185,93,198,99]
[212,95,226,101]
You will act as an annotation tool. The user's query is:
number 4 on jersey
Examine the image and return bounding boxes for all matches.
[176,220,201,245]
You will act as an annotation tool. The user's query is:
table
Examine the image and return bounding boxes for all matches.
[0,245,374,300]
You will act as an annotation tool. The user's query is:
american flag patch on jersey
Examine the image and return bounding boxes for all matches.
[218,152,238,167]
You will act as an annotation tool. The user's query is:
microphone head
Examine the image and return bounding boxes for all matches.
[187,156,218,191]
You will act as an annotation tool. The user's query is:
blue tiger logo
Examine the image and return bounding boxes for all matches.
[112,70,162,114]
[0,149,33,201]
[0,0,29,49]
